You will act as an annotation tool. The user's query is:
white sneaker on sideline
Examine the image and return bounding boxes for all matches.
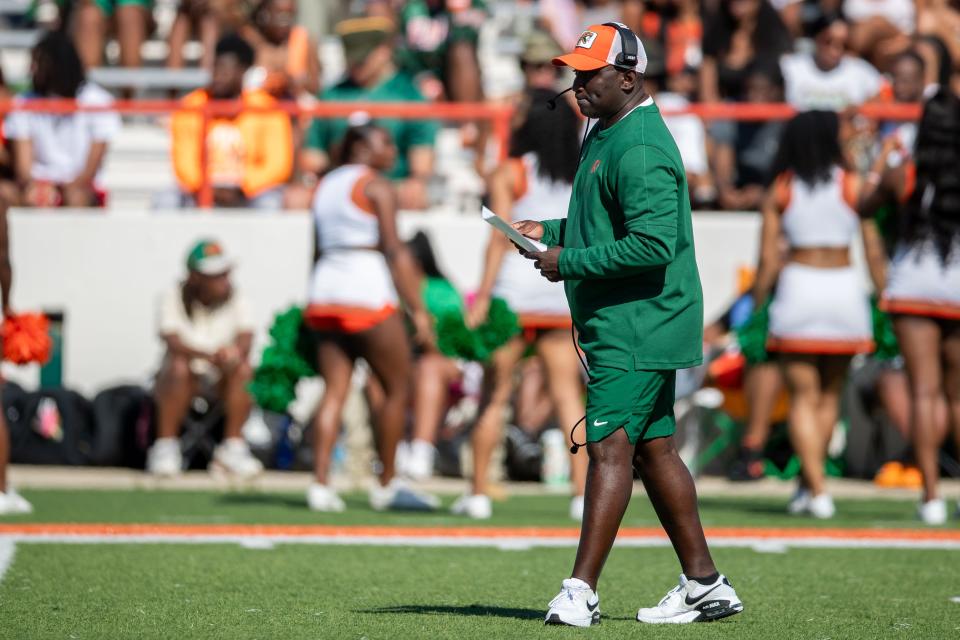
[405,440,436,481]
[395,441,411,477]
[0,488,33,515]
[450,494,492,520]
[146,438,182,476]
[637,574,743,624]
[918,498,947,525]
[545,578,600,627]
[569,495,584,521]
[787,488,811,515]
[306,483,346,512]
[369,478,439,512]
[210,438,263,478]
[808,493,836,519]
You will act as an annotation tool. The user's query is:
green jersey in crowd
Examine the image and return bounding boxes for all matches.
[305,72,439,180]
[395,0,487,78]
[541,101,704,371]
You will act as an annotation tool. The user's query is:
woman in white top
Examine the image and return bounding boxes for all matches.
[305,123,436,513]
[754,111,886,518]
[3,31,120,207]
[453,90,588,520]
[860,90,960,525]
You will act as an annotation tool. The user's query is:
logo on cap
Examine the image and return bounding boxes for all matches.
[577,31,598,49]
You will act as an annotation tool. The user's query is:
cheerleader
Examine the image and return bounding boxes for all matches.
[754,111,886,518]
[0,198,30,515]
[304,123,437,512]
[860,90,960,524]
[453,90,588,520]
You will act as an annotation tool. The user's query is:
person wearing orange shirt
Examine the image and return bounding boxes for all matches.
[171,34,293,209]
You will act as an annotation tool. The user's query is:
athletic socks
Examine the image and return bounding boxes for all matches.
[687,572,720,585]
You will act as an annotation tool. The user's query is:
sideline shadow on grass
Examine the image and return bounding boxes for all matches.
[357,605,635,622]
[697,496,917,522]
[216,493,306,509]
[696,497,791,517]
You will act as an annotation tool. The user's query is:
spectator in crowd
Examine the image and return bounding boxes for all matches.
[170,34,293,209]
[2,31,120,207]
[781,13,882,110]
[753,111,886,518]
[502,30,564,129]
[394,0,489,167]
[72,0,152,70]
[146,240,263,478]
[576,0,626,26]
[517,30,564,95]
[394,0,486,104]
[859,89,960,525]
[879,50,926,165]
[242,0,321,100]
[304,123,437,513]
[0,197,31,516]
[167,0,249,71]
[642,41,715,208]
[300,17,438,211]
[538,0,584,49]
[712,60,786,211]
[700,0,791,103]
[459,88,587,521]
[771,0,803,38]
[631,0,702,78]
[845,0,914,69]
[917,0,960,82]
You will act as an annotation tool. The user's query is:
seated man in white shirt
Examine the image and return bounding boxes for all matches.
[2,31,121,208]
[146,240,263,478]
[780,13,882,111]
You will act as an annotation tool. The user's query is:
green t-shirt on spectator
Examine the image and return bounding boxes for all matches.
[305,72,439,180]
[396,0,487,78]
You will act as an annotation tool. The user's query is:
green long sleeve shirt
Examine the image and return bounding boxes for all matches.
[541,101,703,371]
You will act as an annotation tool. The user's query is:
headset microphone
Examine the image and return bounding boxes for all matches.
[546,86,574,110]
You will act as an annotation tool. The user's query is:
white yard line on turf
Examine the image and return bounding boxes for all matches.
[0,539,15,584]
[1,534,959,551]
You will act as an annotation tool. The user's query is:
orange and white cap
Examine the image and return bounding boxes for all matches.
[552,23,647,73]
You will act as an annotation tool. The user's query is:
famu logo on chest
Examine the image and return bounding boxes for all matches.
[577,31,598,49]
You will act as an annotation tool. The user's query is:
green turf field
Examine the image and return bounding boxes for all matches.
[2,488,957,529]
[1,489,959,639]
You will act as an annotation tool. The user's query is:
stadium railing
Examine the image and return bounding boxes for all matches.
[0,100,922,208]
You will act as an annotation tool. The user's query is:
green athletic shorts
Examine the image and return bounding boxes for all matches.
[585,367,676,444]
[95,0,152,17]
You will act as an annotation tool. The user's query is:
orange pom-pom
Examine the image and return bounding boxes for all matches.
[1,313,53,365]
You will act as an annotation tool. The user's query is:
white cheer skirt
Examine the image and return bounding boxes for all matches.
[767,263,874,354]
[883,241,960,320]
[492,252,570,328]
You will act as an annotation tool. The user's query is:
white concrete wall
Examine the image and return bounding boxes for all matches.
[6,209,767,394]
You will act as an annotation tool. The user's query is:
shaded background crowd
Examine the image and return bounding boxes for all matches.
[1,0,958,212]
[0,0,958,523]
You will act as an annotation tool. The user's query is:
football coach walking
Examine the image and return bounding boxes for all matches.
[513,23,743,627]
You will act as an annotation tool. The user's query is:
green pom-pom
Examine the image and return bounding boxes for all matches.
[474,298,519,360]
[871,296,899,360]
[737,300,770,365]
[425,277,519,362]
[250,306,315,413]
